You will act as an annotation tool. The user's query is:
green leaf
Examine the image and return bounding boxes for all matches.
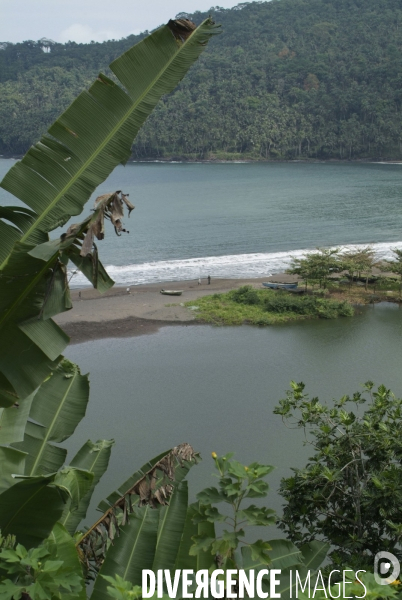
[299,541,330,569]
[0,372,19,409]
[153,481,189,571]
[246,480,269,498]
[0,206,38,265]
[237,505,276,526]
[189,534,217,555]
[248,539,272,564]
[91,505,160,600]
[0,475,69,548]
[227,460,250,479]
[0,447,27,494]
[241,540,303,571]
[192,505,227,523]
[0,391,34,444]
[175,502,215,570]
[60,438,114,534]
[196,486,224,504]
[47,523,86,600]
[13,360,89,475]
[54,468,94,511]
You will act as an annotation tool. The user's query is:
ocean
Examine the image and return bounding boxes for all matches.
[1,159,402,286]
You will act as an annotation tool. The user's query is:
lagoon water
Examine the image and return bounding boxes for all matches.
[65,304,402,521]
[1,158,402,522]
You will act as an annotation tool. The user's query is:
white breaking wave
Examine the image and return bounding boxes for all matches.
[69,241,402,288]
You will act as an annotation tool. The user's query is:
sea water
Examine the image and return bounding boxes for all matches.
[1,159,402,285]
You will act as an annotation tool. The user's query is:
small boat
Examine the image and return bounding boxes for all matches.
[262,282,298,290]
[160,289,183,296]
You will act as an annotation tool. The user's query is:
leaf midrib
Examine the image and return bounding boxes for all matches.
[17,23,208,248]
[123,506,149,581]
[28,371,77,476]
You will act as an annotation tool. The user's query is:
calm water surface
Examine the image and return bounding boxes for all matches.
[66,304,402,522]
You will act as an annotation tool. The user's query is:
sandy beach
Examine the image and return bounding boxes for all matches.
[55,275,300,344]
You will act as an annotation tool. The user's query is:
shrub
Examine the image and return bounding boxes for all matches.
[275,382,402,571]
[263,293,317,315]
[231,285,261,305]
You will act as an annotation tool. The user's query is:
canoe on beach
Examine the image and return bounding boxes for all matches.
[160,289,183,296]
[262,282,298,290]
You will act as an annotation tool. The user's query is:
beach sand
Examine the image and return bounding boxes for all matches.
[55,275,300,344]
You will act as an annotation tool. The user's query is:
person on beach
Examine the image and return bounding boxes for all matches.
[198,278,202,285]
[208,275,211,285]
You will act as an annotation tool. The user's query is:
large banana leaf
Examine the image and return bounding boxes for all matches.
[60,438,114,535]
[0,17,220,405]
[152,481,189,571]
[299,541,330,569]
[0,475,70,548]
[92,481,190,599]
[91,505,160,600]
[12,360,90,475]
[268,541,330,600]
[0,468,94,548]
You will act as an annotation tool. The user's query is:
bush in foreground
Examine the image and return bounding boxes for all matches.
[275,382,402,572]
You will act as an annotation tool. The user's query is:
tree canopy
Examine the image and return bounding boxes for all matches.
[1,0,402,159]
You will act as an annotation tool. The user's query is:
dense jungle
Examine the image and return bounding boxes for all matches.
[1,0,402,159]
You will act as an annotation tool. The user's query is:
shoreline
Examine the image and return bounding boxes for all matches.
[56,276,295,344]
[54,273,400,344]
[3,155,402,164]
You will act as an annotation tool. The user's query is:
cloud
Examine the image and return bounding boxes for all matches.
[58,24,124,44]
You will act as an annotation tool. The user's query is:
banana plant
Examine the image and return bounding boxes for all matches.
[0,16,221,408]
[0,351,201,597]
[0,17,221,598]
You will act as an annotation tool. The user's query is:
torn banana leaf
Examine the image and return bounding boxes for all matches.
[77,444,199,576]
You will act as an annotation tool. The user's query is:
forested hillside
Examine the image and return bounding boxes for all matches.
[1,0,402,159]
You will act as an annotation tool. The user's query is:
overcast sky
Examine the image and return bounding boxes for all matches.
[1,0,254,44]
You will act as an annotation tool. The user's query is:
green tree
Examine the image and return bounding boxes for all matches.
[287,247,340,290]
[382,248,402,297]
[275,381,402,571]
[342,246,378,289]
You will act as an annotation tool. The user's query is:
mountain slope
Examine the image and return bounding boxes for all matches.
[1,0,402,159]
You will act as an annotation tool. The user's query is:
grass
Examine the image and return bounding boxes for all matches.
[185,286,355,326]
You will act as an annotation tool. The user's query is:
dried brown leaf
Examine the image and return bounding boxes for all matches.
[168,18,196,41]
